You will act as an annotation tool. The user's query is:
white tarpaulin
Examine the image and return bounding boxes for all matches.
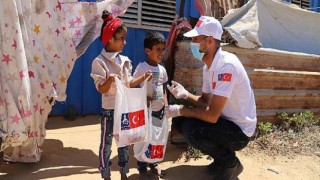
[0,0,134,162]
[221,0,320,55]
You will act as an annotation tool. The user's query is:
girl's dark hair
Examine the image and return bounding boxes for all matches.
[100,10,126,41]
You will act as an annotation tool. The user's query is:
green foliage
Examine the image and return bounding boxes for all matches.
[257,122,274,143]
[258,122,274,134]
[277,110,320,131]
[249,110,320,156]
[183,145,203,162]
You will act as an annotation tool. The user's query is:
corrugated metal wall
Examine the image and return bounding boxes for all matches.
[311,0,320,12]
[178,0,320,14]
[50,28,168,116]
[275,0,320,12]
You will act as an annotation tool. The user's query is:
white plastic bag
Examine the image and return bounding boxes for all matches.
[133,112,169,163]
[113,77,149,147]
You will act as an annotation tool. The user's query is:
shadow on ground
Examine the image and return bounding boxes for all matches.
[0,115,216,180]
[161,165,213,180]
[0,139,99,179]
[109,141,213,180]
[127,165,213,180]
[46,115,100,130]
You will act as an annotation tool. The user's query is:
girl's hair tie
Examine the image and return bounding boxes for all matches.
[103,14,113,22]
[101,18,122,46]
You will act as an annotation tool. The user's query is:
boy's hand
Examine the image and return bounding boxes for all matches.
[147,96,153,106]
[108,74,119,82]
[167,81,189,99]
[144,70,153,81]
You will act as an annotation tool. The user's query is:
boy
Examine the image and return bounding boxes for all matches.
[131,32,168,179]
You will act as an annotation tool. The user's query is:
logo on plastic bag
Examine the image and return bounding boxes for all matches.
[145,144,164,159]
[121,109,145,130]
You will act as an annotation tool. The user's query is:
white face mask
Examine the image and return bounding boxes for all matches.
[190,38,210,60]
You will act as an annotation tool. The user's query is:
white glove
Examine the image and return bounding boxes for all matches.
[167,81,189,100]
[165,105,183,118]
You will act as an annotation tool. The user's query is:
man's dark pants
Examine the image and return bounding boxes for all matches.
[172,116,249,168]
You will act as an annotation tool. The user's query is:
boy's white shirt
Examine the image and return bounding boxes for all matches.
[133,62,168,111]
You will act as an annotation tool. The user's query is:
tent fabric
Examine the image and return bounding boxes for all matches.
[221,0,320,55]
[0,0,133,162]
[165,17,192,83]
[62,0,135,56]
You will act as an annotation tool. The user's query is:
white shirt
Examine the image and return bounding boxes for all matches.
[202,48,257,137]
[91,50,133,109]
[133,62,168,111]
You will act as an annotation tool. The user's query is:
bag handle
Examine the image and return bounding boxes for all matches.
[114,77,126,97]
[141,78,148,88]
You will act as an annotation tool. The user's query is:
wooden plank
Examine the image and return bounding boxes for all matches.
[255,95,320,110]
[223,45,320,72]
[248,69,320,90]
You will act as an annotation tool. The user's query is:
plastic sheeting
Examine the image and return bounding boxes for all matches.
[221,0,320,55]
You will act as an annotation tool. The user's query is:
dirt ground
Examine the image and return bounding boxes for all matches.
[1,115,319,180]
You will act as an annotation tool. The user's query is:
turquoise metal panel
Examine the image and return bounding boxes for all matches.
[311,0,320,12]
[176,0,200,18]
[50,38,103,116]
[80,39,104,115]
[282,0,320,12]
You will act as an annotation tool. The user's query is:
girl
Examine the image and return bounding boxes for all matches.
[90,10,151,180]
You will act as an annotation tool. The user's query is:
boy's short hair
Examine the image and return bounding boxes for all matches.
[144,32,166,49]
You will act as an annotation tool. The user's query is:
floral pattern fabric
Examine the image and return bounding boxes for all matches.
[0,0,134,162]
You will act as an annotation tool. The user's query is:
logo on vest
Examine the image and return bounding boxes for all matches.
[218,73,232,82]
[212,82,216,89]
